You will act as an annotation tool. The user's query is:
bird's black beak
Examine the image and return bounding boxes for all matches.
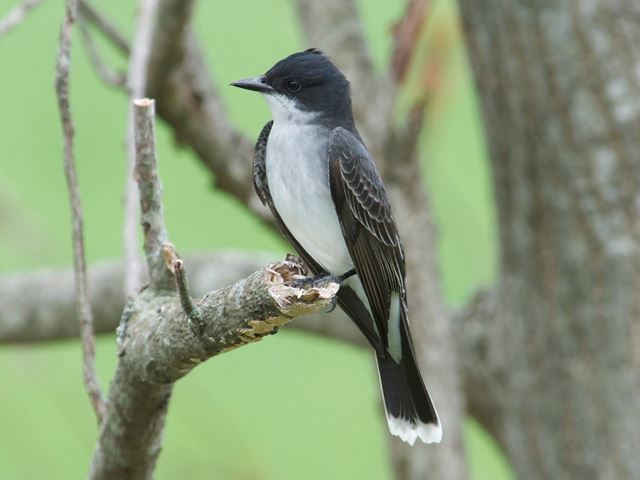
[230,76,273,93]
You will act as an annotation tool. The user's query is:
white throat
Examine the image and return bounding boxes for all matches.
[264,93,318,125]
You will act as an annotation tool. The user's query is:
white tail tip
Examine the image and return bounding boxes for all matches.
[387,415,443,445]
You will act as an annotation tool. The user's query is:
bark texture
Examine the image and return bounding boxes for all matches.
[459,1,640,478]
[89,260,340,479]
[0,253,363,346]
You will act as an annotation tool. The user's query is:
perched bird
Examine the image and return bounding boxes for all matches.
[231,49,441,445]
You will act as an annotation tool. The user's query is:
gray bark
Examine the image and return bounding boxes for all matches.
[55,0,105,421]
[89,260,340,478]
[0,0,44,37]
[0,252,362,346]
[0,252,366,346]
[459,1,640,478]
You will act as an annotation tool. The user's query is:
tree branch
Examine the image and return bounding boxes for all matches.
[162,245,199,320]
[0,245,497,454]
[54,0,105,423]
[453,288,502,436]
[0,252,361,346]
[78,1,129,55]
[144,0,195,98]
[78,20,126,88]
[133,98,174,290]
[0,0,44,37]
[134,1,256,207]
[85,98,343,478]
[89,257,340,479]
[123,1,160,296]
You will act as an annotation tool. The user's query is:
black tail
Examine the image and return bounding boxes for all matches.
[376,320,442,445]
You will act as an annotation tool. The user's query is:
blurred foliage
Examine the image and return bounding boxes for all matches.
[0,0,510,478]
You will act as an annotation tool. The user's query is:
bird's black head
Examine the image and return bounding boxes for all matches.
[231,49,354,128]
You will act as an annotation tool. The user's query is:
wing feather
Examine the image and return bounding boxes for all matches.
[328,127,407,347]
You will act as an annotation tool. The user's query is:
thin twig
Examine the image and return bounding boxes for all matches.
[54,0,105,424]
[133,98,173,290]
[79,21,126,88]
[78,0,129,55]
[162,243,204,335]
[0,0,44,37]
[123,0,159,296]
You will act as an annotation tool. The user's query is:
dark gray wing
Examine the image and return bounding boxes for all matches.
[328,127,406,348]
[253,122,384,354]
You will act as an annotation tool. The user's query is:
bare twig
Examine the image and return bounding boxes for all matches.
[133,98,174,290]
[390,0,431,83]
[79,21,126,88]
[127,0,157,97]
[54,0,105,423]
[123,0,160,296]
[0,0,44,37]
[78,1,129,55]
[162,244,200,322]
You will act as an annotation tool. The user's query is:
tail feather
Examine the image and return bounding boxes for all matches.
[376,321,442,445]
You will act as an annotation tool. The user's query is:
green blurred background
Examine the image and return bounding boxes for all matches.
[0,0,510,478]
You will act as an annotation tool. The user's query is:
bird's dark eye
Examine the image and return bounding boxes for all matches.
[286,80,302,92]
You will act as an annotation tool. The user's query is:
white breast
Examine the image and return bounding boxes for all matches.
[265,113,352,275]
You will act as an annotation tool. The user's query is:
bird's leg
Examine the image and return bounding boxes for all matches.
[337,268,356,282]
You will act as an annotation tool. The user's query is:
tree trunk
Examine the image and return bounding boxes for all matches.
[459,1,640,478]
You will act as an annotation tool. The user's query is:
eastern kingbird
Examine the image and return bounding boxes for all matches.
[231,49,441,445]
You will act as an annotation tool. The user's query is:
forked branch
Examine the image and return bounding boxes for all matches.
[88,100,341,479]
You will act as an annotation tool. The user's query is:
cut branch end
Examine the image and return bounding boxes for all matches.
[266,259,340,317]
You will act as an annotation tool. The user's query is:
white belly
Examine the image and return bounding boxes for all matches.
[266,122,352,274]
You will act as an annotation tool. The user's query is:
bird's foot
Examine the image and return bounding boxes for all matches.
[289,267,355,290]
